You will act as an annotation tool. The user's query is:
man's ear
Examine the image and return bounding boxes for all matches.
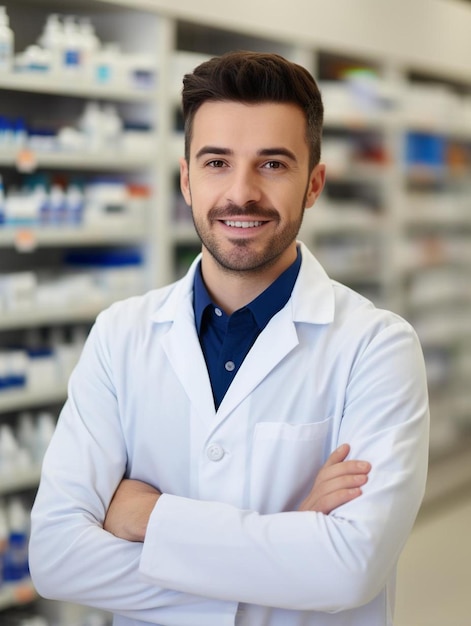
[179,157,191,206]
[305,163,326,209]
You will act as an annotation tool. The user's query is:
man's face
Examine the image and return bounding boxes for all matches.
[180,100,325,277]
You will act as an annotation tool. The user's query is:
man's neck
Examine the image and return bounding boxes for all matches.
[200,249,297,315]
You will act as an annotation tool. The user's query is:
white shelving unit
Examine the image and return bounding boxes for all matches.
[1,0,471,622]
[0,224,146,246]
[0,150,155,170]
[0,71,156,102]
[0,1,160,621]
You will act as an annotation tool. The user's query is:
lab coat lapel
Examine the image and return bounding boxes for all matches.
[161,302,216,427]
[153,258,217,428]
[216,303,298,422]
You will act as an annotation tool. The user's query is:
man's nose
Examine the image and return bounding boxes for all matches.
[226,167,262,207]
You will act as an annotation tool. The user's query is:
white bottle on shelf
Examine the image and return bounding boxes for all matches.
[4,497,29,582]
[17,411,36,459]
[0,5,13,73]
[79,16,99,81]
[65,183,85,225]
[102,104,123,148]
[0,174,5,225]
[0,500,8,586]
[94,43,120,86]
[0,424,19,476]
[48,184,66,224]
[79,101,104,151]
[34,411,55,464]
[37,13,64,76]
[62,15,82,75]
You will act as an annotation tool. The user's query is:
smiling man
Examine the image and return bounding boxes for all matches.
[30,52,429,626]
[181,99,325,313]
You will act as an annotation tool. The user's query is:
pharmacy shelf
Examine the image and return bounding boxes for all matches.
[0,467,42,496]
[0,1,159,623]
[422,436,471,508]
[324,164,389,184]
[0,223,146,248]
[18,0,158,11]
[414,320,471,348]
[0,580,38,611]
[0,72,156,102]
[404,212,471,230]
[323,111,393,131]
[401,118,471,141]
[0,303,107,331]
[0,386,67,414]
[0,149,155,171]
[303,209,382,235]
[171,222,200,245]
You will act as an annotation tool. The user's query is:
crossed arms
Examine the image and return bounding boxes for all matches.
[104,443,371,542]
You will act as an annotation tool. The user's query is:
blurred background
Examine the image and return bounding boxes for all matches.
[0,0,470,624]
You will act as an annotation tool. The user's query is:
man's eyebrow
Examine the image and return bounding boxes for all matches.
[194,146,298,162]
[195,146,233,159]
[258,148,298,162]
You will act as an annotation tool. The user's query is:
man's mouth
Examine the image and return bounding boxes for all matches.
[223,220,265,228]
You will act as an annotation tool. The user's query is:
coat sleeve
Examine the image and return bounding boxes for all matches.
[28,312,236,626]
[139,320,430,612]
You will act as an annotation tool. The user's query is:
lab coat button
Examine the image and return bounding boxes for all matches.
[206,443,225,462]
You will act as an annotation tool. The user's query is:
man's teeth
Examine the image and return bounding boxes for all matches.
[224,220,263,228]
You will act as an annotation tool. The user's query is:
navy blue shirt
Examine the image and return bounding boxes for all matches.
[194,247,302,409]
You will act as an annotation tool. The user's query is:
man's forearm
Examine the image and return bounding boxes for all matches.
[104,479,161,541]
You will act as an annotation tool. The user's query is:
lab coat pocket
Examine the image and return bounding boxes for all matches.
[250,418,332,514]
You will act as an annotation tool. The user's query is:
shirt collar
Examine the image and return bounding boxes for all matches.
[193,246,302,333]
[194,264,215,334]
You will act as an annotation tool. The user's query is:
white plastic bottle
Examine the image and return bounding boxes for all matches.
[35,411,56,463]
[65,183,85,225]
[17,411,36,458]
[79,101,104,151]
[62,15,82,75]
[48,184,66,224]
[0,6,13,73]
[32,183,49,225]
[102,104,123,148]
[0,500,8,586]
[0,424,19,476]
[4,498,29,581]
[0,174,5,225]
[79,16,99,81]
[94,43,119,86]
[38,13,64,75]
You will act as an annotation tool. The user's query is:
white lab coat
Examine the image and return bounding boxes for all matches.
[29,242,429,626]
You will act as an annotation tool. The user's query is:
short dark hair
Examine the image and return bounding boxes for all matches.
[181,51,324,170]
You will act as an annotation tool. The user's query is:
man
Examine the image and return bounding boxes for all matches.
[29,52,429,626]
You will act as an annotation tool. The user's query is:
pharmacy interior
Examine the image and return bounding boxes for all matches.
[0,0,470,624]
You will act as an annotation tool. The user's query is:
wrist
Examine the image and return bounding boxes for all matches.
[138,492,160,541]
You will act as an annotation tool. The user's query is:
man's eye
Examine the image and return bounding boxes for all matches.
[263,161,283,169]
[207,160,226,168]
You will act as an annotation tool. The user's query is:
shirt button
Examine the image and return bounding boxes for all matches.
[206,443,225,462]
[225,360,235,372]
[214,307,223,317]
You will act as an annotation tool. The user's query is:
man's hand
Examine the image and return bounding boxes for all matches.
[104,479,161,542]
[299,444,371,514]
